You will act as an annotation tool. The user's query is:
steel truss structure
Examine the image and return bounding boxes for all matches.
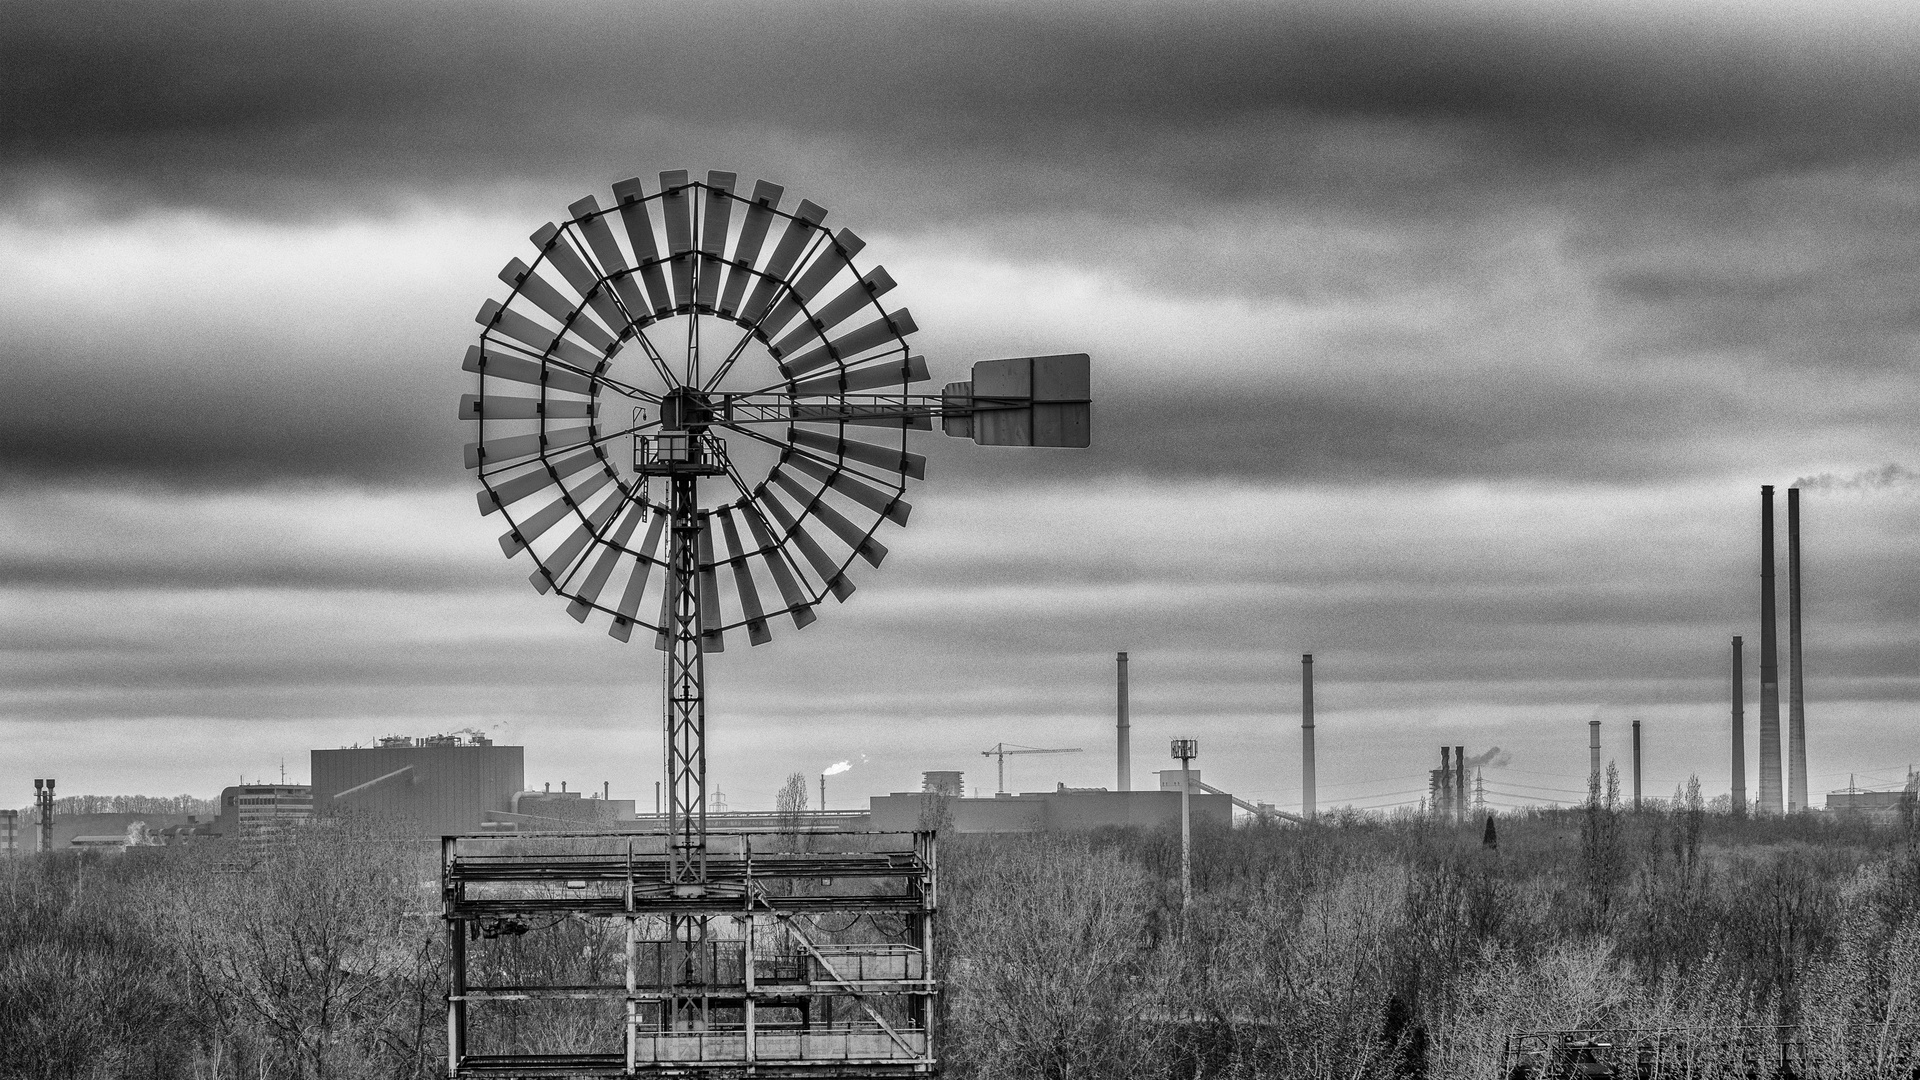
[445,830,937,1078]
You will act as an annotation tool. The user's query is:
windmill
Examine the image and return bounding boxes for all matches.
[456,169,1091,1074]
[980,743,1084,795]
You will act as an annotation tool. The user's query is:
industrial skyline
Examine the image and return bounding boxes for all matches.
[3,0,1917,813]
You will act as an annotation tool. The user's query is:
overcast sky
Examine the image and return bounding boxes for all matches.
[3,0,1916,815]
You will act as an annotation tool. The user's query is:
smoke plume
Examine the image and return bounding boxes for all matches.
[1463,746,1512,769]
[1791,464,1919,493]
[822,761,853,776]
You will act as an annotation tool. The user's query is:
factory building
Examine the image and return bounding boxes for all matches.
[486,785,637,830]
[1825,772,1919,822]
[1,809,16,856]
[216,785,314,841]
[870,773,1233,834]
[312,734,523,837]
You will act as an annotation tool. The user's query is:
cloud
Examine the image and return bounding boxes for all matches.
[1793,463,1920,493]
[1462,745,1513,769]
[7,0,1920,221]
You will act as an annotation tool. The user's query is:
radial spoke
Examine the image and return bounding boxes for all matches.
[713,421,904,490]
[592,370,665,404]
[627,323,681,392]
[701,322,764,393]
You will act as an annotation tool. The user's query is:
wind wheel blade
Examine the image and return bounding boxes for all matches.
[607,513,669,642]
[757,484,854,601]
[786,454,911,526]
[568,196,653,325]
[654,568,677,651]
[741,499,817,628]
[464,345,594,394]
[610,179,673,319]
[737,200,828,326]
[716,506,771,646]
[567,499,649,621]
[476,300,604,372]
[717,180,783,319]
[531,223,632,338]
[499,258,618,354]
[696,512,725,652]
[658,170,696,313]
[530,485,626,594]
[787,354,929,397]
[787,426,926,481]
[756,230,865,344]
[771,468,887,568]
[498,470,613,557]
[464,426,593,470]
[780,309,916,377]
[477,448,603,516]
[460,394,597,421]
[769,268,895,359]
[696,171,736,313]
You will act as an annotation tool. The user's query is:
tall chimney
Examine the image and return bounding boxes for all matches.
[1116,652,1131,792]
[1631,720,1642,811]
[1455,745,1466,823]
[1301,654,1315,820]
[1440,746,1452,817]
[1759,485,1783,814]
[1788,488,1808,812]
[1731,636,1746,815]
[1588,720,1601,801]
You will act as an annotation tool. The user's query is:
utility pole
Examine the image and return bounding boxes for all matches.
[1171,739,1197,909]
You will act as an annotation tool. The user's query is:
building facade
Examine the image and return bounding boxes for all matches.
[215,785,315,841]
[312,735,523,836]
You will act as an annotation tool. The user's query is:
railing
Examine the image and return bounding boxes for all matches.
[631,1027,929,1065]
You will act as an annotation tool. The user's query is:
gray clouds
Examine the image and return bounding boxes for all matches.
[4,0,1918,807]
[7,0,1920,216]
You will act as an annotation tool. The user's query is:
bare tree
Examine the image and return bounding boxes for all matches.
[165,820,445,1079]
[776,772,809,834]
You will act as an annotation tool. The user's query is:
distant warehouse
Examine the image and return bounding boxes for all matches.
[312,733,523,837]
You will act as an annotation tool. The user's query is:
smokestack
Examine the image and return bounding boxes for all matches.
[1455,745,1465,823]
[1788,488,1807,812]
[1301,654,1315,820]
[819,774,826,812]
[1731,636,1746,815]
[1759,485,1783,815]
[1632,720,1642,811]
[1116,652,1131,792]
[1440,746,1452,817]
[1588,720,1601,800]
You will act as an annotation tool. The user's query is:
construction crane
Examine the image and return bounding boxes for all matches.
[980,743,1083,795]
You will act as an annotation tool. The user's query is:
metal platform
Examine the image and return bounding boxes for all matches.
[443,830,937,1078]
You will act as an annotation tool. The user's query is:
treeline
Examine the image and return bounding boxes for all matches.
[3,802,1917,1078]
[13,793,221,817]
[941,798,1920,1079]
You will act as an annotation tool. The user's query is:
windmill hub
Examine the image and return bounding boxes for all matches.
[659,387,713,433]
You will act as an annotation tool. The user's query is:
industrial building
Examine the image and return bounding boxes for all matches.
[870,774,1233,834]
[486,784,637,829]
[0,809,16,855]
[1825,772,1919,821]
[215,784,314,841]
[312,733,523,836]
